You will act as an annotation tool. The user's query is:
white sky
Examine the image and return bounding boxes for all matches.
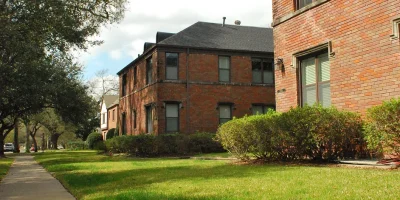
[80,0,273,81]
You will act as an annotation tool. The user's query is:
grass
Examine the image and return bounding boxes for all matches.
[35,151,400,200]
[0,157,14,182]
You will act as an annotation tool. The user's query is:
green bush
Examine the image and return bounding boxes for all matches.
[188,132,225,154]
[106,128,117,140]
[105,133,225,157]
[86,132,103,150]
[67,141,88,150]
[364,98,400,156]
[216,106,365,161]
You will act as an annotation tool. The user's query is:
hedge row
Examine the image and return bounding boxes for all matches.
[105,132,225,157]
[216,105,366,161]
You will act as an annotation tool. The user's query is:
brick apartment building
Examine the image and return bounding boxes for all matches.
[272,0,400,113]
[117,21,275,135]
[100,95,119,139]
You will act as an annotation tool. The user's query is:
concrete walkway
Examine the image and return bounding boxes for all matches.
[0,155,75,200]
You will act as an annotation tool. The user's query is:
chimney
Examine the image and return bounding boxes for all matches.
[222,17,226,27]
[234,20,241,25]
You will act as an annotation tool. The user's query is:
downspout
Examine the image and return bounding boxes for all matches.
[186,48,190,134]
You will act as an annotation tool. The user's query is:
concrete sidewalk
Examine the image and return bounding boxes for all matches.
[0,155,75,200]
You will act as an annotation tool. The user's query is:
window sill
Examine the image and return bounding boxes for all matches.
[272,0,329,27]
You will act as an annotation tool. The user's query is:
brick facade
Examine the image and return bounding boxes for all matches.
[272,0,400,113]
[119,48,275,135]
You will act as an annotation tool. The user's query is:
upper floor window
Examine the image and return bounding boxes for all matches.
[112,109,115,121]
[301,51,331,107]
[252,59,274,84]
[166,53,178,80]
[146,57,153,85]
[295,0,312,10]
[219,56,230,82]
[122,74,127,96]
[133,66,137,86]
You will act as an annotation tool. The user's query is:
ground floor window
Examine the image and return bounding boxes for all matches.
[146,105,153,133]
[121,113,126,135]
[301,51,331,107]
[219,104,232,124]
[165,103,179,132]
[252,104,275,115]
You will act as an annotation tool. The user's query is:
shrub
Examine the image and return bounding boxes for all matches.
[67,141,88,150]
[106,128,116,140]
[158,134,188,155]
[135,134,158,157]
[86,132,103,150]
[188,132,225,154]
[216,106,365,161]
[364,98,400,156]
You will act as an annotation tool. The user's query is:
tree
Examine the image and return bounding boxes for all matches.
[22,113,44,152]
[75,116,101,141]
[87,69,119,101]
[0,0,127,157]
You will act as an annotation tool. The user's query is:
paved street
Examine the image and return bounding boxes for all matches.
[0,155,75,200]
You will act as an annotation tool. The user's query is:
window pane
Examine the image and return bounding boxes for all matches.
[252,106,263,115]
[301,57,316,85]
[263,61,274,84]
[219,69,230,82]
[252,59,262,83]
[146,107,153,133]
[318,53,330,82]
[147,58,152,84]
[302,85,317,106]
[319,82,331,107]
[166,104,178,117]
[219,105,231,119]
[166,118,178,132]
[166,66,178,80]
[299,0,312,9]
[219,56,230,69]
[220,118,231,124]
[166,53,178,67]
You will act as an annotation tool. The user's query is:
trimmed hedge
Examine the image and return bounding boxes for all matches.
[216,106,365,161]
[106,128,117,140]
[86,132,103,150]
[105,132,224,157]
[67,141,88,150]
[364,98,400,157]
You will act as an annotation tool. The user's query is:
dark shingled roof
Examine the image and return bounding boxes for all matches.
[158,22,273,52]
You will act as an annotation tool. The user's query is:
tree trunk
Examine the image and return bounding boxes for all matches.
[25,122,30,153]
[13,122,20,153]
[42,132,45,152]
[50,134,60,149]
[30,134,38,152]
[0,134,5,158]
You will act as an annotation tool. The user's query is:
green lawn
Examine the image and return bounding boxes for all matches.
[0,157,14,182]
[35,151,400,200]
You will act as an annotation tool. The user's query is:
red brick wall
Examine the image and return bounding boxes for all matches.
[119,49,275,135]
[273,0,400,114]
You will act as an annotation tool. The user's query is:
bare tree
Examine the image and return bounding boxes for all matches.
[87,69,119,101]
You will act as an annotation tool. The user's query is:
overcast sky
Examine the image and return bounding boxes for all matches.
[79,0,273,80]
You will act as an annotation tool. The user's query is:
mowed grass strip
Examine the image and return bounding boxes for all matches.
[35,151,400,200]
[0,157,14,181]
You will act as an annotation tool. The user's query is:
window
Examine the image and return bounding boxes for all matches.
[219,104,232,124]
[166,53,178,80]
[146,57,152,85]
[122,74,127,96]
[121,113,126,135]
[165,103,179,132]
[133,66,137,86]
[146,105,153,133]
[108,111,110,119]
[301,52,331,107]
[219,56,230,82]
[295,0,312,10]
[252,59,274,84]
[112,109,115,121]
[133,110,137,129]
[252,104,275,115]
[102,113,105,124]
[391,18,400,39]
